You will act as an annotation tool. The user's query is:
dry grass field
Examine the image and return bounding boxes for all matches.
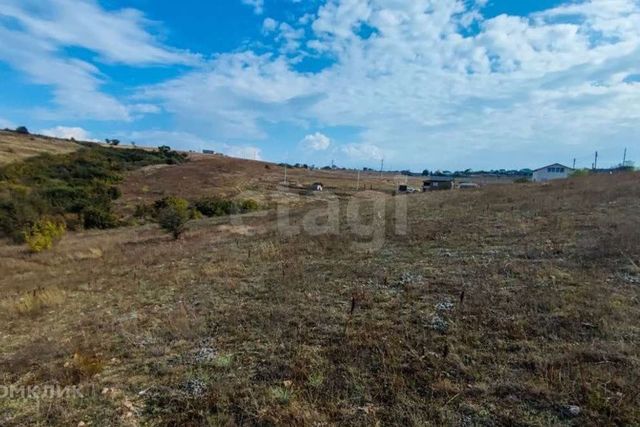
[0,147,639,426]
[0,131,80,165]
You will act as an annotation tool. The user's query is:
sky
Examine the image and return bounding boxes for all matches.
[0,0,638,171]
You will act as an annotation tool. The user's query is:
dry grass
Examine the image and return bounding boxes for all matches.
[0,167,639,426]
[0,131,80,165]
[2,287,66,316]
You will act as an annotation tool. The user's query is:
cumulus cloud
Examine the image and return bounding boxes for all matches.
[138,0,640,168]
[263,17,278,33]
[242,0,265,15]
[340,143,383,161]
[3,0,640,168]
[301,132,331,150]
[40,126,94,141]
[0,0,197,121]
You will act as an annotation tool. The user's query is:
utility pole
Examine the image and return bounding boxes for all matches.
[594,151,598,170]
[356,169,360,191]
[623,147,627,166]
[573,158,576,169]
[379,158,384,179]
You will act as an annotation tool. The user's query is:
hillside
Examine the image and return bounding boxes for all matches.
[1,161,639,425]
[0,130,81,165]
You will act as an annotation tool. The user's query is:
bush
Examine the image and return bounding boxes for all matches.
[0,143,189,240]
[24,219,65,253]
[15,126,29,134]
[83,207,118,229]
[194,197,238,217]
[156,197,191,239]
[240,199,259,213]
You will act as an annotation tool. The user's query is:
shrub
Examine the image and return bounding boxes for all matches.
[24,219,65,253]
[194,197,239,217]
[15,126,29,134]
[240,199,259,213]
[0,143,188,240]
[82,207,118,229]
[156,197,191,239]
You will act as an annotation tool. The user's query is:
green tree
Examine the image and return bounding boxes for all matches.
[157,197,190,239]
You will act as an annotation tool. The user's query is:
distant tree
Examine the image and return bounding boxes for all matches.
[158,145,171,154]
[15,126,29,134]
[111,139,120,146]
[421,169,430,176]
[157,197,190,239]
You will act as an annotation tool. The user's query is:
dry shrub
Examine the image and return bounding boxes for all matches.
[577,218,640,264]
[4,287,66,316]
[71,350,105,379]
[24,218,65,253]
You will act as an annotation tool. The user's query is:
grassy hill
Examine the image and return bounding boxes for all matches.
[0,130,81,165]
[0,157,639,425]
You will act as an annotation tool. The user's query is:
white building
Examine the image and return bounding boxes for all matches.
[532,163,573,182]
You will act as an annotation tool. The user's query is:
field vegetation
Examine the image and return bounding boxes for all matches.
[0,142,187,243]
[0,149,638,426]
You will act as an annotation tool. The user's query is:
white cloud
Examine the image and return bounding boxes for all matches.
[3,0,640,169]
[0,0,197,121]
[139,0,640,169]
[301,132,331,150]
[263,17,278,33]
[40,126,94,141]
[1,0,198,66]
[341,143,382,161]
[226,145,262,160]
[242,0,265,15]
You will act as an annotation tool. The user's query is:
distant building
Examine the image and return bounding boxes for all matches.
[423,176,454,191]
[202,149,215,155]
[311,182,324,191]
[532,164,573,182]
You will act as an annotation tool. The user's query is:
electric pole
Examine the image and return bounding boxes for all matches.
[573,158,576,169]
[380,158,384,179]
[356,169,360,191]
[594,151,598,170]
[623,147,627,166]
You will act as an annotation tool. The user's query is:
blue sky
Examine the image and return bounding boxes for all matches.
[0,0,638,171]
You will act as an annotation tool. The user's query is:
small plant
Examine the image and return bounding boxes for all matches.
[270,386,293,405]
[157,197,191,239]
[213,354,233,369]
[9,287,65,316]
[240,199,259,213]
[308,372,324,388]
[23,219,65,253]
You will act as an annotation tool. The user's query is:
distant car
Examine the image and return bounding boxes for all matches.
[458,182,480,190]
[397,185,418,194]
